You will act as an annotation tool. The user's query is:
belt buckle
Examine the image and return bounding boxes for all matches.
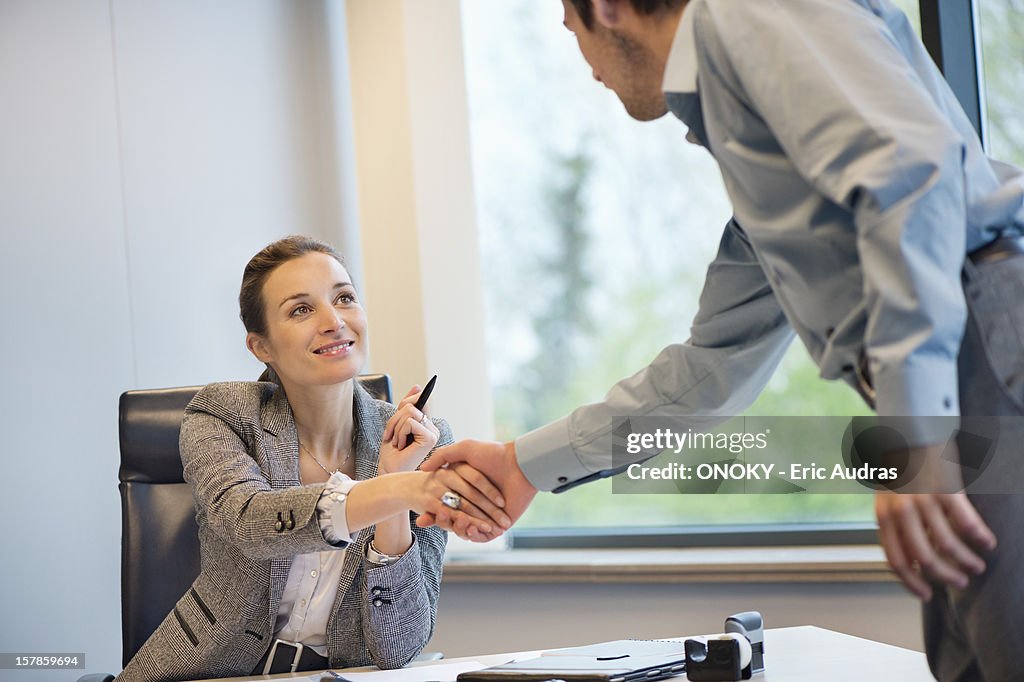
[264,638,305,675]
[969,234,1024,266]
[857,354,876,408]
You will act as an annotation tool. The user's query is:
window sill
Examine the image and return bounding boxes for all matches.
[442,545,894,584]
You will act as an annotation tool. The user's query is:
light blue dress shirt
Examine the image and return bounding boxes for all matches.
[515,0,1024,491]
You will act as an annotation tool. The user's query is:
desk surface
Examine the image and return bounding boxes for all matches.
[203,626,932,681]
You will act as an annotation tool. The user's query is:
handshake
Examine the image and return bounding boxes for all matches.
[412,439,539,542]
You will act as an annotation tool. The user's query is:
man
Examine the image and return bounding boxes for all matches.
[421,1,1024,678]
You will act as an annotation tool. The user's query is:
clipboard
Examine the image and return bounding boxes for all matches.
[456,639,687,682]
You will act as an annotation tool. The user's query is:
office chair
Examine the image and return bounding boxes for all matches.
[78,375,393,682]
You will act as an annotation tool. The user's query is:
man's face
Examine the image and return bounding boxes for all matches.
[561,0,669,121]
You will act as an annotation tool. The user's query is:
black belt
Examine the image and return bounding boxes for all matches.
[254,638,330,675]
[968,235,1024,266]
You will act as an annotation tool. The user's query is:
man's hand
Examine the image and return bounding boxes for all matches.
[875,490,997,600]
[872,441,998,599]
[411,468,510,539]
[417,439,538,541]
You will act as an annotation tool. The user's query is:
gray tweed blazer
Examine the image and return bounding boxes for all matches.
[117,381,450,682]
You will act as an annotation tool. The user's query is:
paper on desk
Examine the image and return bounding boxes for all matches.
[307,660,487,682]
[542,639,685,657]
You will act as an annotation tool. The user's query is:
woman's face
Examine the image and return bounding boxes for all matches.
[247,252,367,388]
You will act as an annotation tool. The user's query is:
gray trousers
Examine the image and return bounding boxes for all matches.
[924,252,1024,681]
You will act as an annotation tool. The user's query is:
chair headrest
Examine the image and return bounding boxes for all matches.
[119,386,201,483]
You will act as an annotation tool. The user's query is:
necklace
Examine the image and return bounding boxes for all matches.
[299,440,351,476]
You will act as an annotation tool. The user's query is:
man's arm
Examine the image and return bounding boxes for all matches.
[695,0,995,594]
[422,220,793,534]
[700,0,968,429]
[515,219,793,491]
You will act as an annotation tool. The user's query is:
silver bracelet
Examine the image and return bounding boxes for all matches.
[366,538,404,566]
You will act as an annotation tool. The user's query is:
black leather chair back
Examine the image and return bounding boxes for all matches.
[117,375,392,666]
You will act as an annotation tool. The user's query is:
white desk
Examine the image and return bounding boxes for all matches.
[203,626,932,681]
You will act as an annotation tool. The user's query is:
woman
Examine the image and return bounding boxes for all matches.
[118,236,508,682]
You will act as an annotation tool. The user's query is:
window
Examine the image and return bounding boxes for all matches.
[978,0,1024,166]
[460,1,923,535]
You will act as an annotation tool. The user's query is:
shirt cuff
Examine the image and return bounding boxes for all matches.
[872,355,961,447]
[514,417,594,492]
[317,472,360,544]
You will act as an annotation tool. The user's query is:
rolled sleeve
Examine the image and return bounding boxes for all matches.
[316,472,360,545]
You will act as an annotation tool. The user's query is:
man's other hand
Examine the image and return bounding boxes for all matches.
[876,490,997,600]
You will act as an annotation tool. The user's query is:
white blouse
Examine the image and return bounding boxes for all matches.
[273,471,358,656]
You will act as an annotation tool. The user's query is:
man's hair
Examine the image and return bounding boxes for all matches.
[567,0,685,31]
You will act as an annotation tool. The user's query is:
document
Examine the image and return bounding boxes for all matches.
[456,640,687,682]
[308,660,489,682]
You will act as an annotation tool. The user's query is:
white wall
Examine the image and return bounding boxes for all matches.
[1,4,133,677]
[0,1,357,677]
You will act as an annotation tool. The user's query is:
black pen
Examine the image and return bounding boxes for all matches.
[406,374,437,447]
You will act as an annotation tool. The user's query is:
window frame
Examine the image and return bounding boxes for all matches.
[510,523,880,549]
[920,0,988,146]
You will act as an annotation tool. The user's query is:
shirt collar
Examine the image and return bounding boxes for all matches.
[662,1,698,94]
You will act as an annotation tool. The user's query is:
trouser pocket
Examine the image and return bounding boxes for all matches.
[962,255,1024,412]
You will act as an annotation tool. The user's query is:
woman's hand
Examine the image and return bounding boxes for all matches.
[399,468,512,540]
[379,384,440,474]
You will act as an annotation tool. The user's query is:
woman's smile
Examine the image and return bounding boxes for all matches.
[247,252,369,387]
[313,339,356,357]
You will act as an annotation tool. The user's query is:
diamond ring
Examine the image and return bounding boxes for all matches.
[440,491,462,510]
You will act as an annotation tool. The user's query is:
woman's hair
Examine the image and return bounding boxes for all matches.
[239,235,346,336]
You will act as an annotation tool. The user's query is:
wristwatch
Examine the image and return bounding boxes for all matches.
[365,538,404,566]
